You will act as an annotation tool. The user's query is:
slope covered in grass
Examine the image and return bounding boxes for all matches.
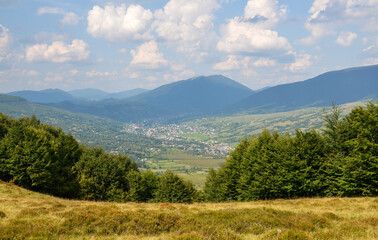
[0,181,376,240]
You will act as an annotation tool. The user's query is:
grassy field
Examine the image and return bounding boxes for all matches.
[194,101,368,146]
[0,181,377,240]
[144,150,225,188]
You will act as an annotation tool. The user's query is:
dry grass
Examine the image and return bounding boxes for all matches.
[0,181,377,240]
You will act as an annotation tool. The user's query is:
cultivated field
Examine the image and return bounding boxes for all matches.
[0,181,376,240]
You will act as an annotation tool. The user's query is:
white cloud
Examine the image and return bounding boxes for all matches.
[37,7,64,15]
[0,24,11,61]
[61,12,80,25]
[153,0,219,52]
[45,72,64,82]
[217,18,291,55]
[32,32,67,43]
[336,31,357,46]
[244,0,287,28]
[289,53,312,72]
[86,69,116,78]
[87,4,153,42]
[213,55,251,71]
[37,7,79,25]
[253,57,276,67]
[27,70,39,76]
[362,38,378,57]
[217,0,291,57]
[130,41,168,69]
[300,0,378,44]
[25,39,89,63]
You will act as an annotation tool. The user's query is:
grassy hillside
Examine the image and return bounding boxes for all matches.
[195,101,368,146]
[0,181,376,239]
[0,94,163,160]
[229,65,378,114]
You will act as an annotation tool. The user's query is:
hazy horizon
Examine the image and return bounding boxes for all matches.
[1,0,378,92]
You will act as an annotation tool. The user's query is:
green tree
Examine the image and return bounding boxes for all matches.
[0,116,82,197]
[75,147,138,201]
[155,170,197,203]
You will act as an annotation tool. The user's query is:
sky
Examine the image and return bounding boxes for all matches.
[1,0,378,93]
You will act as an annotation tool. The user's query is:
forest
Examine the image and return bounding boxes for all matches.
[0,102,376,202]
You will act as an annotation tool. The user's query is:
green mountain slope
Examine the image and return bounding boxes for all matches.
[6,89,77,103]
[0,94,162,160]
[228,65,378,114]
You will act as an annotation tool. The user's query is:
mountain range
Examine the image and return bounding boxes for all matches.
[2,65,378,122]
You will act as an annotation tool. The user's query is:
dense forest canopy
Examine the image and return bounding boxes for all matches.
[0,114,197,202]
[0,101,376,202]
[204,102,377,201]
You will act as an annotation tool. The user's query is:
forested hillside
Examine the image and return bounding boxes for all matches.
[0,102,376,203]
[0,114,197,202]
[204,102,377,201]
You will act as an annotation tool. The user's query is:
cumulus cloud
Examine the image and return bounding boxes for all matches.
[154,0,218,42]
[37,7,79,25]
[86,69,116,78]
[253,57,276,67]
[217,18,291,55]
[130,41,168,69]
[289,53,312,72]
[244,0,287,28]
[87,4,153,42]
[61,12,80,25]
[300,0,378,44]
[25,39,89,63]
[336,31,357,46]
[213,55,250,71]
[0,24,11,62]
[217,0,291,57]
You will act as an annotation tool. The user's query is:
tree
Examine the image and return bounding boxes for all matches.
[155,170,197,203]
[75,147,138,201]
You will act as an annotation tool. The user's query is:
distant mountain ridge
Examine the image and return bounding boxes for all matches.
[46,75,254,122]
[226,65,378,114]
[6,88,150,103]
[69,88,149,100]
[7,89,77,104]
[3,65,377,123]
[128,75,254,115]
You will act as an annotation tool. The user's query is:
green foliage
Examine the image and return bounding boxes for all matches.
[205,102,378,201]
[155,170,197,203]
[0,113,198,203]
[127,170,159,202]
[75,147,138,201]
[0,114,82,197]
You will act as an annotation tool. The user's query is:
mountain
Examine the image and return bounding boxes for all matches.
[69,88,149,100]
[6,89,76,104]
[0,94,162,160]
[228,65,378,114]
[107,88,149,99]
[48,99,165,122]
[129,75,254,116]
[69,88,109,100]
[47,75,254,122]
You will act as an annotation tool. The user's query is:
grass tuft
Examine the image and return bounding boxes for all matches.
[0,181,377,239]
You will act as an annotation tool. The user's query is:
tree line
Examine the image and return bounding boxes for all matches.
[203,102,377,201]
[0,114,197,203]
[0,102,376,202]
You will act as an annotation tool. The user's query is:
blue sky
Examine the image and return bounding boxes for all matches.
[1,0,378,92]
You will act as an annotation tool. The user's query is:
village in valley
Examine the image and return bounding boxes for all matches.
[122,122,234,160]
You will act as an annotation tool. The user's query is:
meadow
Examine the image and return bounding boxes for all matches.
[0,181,376,240]
[194,101,367,146]
[143,150,225,188]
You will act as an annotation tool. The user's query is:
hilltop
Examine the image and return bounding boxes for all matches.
[0,181,376,239]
